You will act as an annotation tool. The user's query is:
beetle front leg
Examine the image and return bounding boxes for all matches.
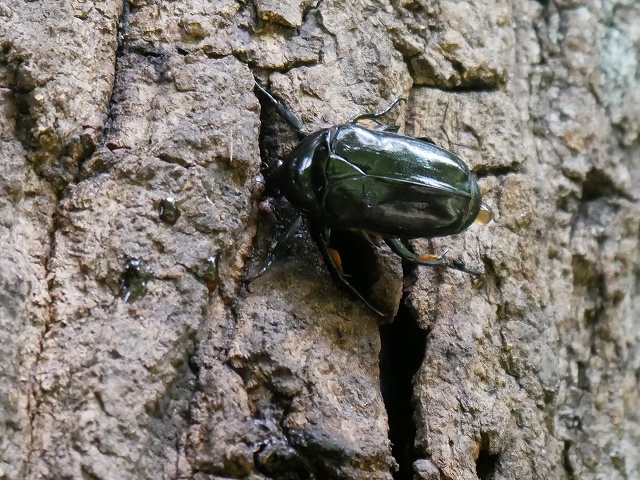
[384,237,482,276]
[349,98,404,124]
[245,215,304,283]
[309,221,386,317]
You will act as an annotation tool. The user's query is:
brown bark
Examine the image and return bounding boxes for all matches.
[1,0,639,479]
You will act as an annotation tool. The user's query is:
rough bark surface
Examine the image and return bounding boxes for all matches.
[0,1,639,479]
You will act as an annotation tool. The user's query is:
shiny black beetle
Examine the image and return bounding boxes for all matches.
[252,83,492,315]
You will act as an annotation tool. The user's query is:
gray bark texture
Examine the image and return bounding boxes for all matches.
[1,0,639,479]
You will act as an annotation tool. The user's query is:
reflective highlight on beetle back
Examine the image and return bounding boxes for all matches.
[280,124,483,239]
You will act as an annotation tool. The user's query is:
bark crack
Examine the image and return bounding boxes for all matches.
[104,1,129,142]
[23,2,130,476]
[379,261,426,480]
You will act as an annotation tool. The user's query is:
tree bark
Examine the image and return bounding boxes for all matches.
[1,0,639,479]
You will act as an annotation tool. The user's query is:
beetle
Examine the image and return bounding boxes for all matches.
[251,82,492,315]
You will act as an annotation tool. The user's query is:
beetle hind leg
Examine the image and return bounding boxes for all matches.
[309,221,386,317]
[384,237,482,276]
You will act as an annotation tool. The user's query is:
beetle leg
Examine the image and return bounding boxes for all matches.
[328,247,343,270]
[384,237,482,275]
[309,221,386,317]
[246,215,304,283]
[349,98,405,124]
[254,82,307,139]
[374,125,400,133]
[358,231,379,248]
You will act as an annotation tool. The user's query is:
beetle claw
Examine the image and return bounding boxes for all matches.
[446,258,483,276]
[438,248,450,261]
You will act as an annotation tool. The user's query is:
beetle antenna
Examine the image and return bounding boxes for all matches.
[434,101,472,151]
[254,82,308,139]
[439,101,454,149]
[438,101,470,150]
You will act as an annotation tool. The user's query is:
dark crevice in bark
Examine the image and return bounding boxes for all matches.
[23,3,130,475]
[22,123,63,480]
[104,1,129,143]
[581,168,632,201]
[379,263,426,480]
[253,438,316,480]
[473,164,521,179]
[475,449,500,480]
[412,80,503,94]
[23,301,51,479]
[4,82,36,151]
[25,0,133,473]
[249,58,320,73]
[562,441,576,480]
[127,44,164,58]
